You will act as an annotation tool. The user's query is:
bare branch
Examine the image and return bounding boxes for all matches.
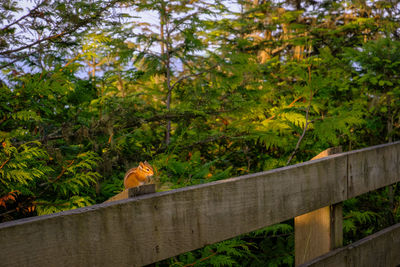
[286,65,313,165]
[0,0,49,32]
[0,57,23,70]
[0,0,121,58]
[0,31,66,56]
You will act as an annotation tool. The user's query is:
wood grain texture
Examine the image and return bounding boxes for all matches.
[0,156,347,267]
[0,142,399,266]
[330,203,343,249]
[347,142,400,198]
[294,198,344,266]
[295,206,332,265]
[299,222,400,267]
[295,147,343,266]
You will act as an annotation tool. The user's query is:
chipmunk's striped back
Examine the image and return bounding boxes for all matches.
[124,161,154,189]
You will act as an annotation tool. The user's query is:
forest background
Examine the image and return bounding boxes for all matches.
[1,0,400,266]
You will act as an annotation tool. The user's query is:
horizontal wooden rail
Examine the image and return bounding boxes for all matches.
[300,222,400,267]
[0,142,399,266]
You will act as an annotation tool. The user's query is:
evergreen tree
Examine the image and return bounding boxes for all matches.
[0,0,127,70]
[1,0,400,265]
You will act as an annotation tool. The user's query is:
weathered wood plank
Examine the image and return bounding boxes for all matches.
[299,222,400,267]
[347,142,400,198]
[0,142,399,266]
[295,206,332,265]
[295,147,343,266]
[0,156,347,267]
[330,203,343,249]
[294,204,343,265]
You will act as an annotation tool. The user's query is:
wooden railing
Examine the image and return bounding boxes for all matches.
[300,222,400,267]
[0,142,399,267]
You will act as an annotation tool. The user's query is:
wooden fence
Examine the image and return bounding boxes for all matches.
[0,142,399,266]
[299,222,400,267]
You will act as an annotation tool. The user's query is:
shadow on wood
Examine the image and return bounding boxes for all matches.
[299,222,400,267]
[295,147,343,266]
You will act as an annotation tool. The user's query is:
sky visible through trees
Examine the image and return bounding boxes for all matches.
[1,0,400,265]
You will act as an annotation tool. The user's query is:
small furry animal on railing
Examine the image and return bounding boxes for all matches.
[123,161,154,189]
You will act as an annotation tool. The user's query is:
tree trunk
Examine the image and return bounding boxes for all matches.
[160,1,171,145]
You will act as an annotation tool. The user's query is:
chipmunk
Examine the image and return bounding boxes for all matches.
[124,161,154,189]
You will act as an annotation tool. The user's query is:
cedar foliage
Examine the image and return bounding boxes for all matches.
[1,0,400,266]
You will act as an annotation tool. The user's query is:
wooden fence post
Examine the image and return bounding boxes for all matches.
[295,147,343,266]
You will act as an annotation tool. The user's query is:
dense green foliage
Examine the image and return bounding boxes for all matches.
[1,0,400,265]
